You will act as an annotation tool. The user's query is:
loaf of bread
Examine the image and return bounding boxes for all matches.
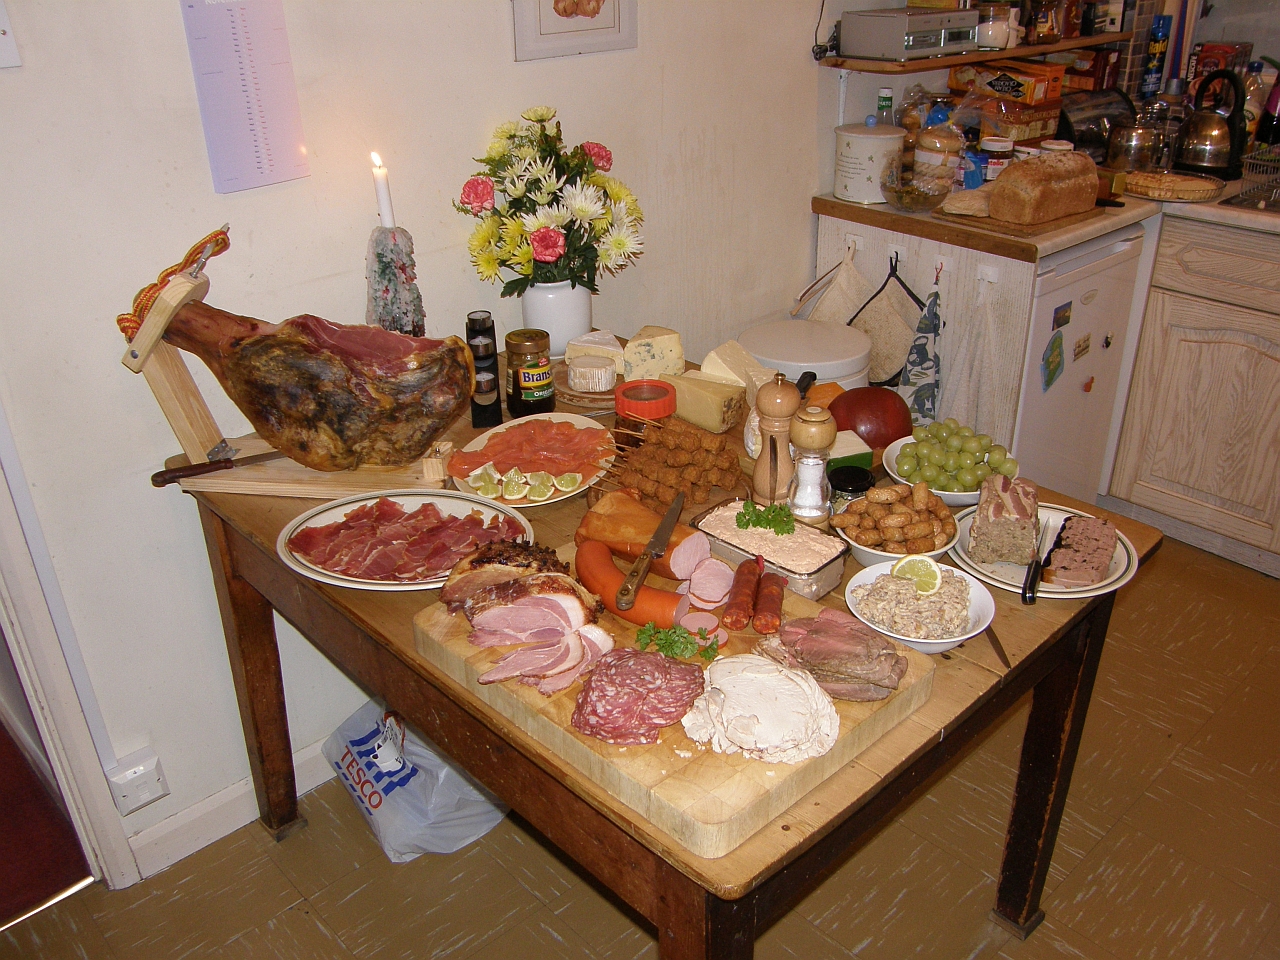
[989,152,1097,225]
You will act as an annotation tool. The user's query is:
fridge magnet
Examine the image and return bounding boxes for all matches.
[513,0,638,61]
[1052,301,1072,330]
[1073,332,1091,361]
[1041,330,1064,392]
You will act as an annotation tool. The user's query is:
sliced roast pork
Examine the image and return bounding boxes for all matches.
[1043,516,1117,588]
[441,541,569,606]
[757,607,907,702]
[462,574,602,626]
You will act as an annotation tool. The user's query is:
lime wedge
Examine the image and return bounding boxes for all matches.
[525,483,555,502]
[890,555,942,596]
[553,472,583,492]
[502,478,531,500]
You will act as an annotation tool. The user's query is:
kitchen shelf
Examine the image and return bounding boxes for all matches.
[819,31,1132,75]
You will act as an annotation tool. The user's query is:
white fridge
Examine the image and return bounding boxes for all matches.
[1010,220,1157,504]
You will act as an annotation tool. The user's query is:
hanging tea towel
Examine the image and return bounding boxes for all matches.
[897,281,942,425]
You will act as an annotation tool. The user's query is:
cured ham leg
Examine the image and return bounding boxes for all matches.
[164,301,473,471]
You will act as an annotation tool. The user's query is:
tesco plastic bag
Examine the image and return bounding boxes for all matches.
[321,700,507,862]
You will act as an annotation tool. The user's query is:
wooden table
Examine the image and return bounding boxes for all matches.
[191,450,1160,959]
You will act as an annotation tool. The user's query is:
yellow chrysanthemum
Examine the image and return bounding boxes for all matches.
[512,241,534,274]
[522,106,556,123]
[625,197,644,223]
[467,217,500,255]
[492,120,520,140]
[472,249,502,282]
[500,217,526,247]
[484,139,510,161]
[591,215,612,237]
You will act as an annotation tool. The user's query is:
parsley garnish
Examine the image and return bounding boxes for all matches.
[735,500,795,536]
[635,622,719,662]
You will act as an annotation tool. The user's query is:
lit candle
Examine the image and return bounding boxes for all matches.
[371,152,395,229]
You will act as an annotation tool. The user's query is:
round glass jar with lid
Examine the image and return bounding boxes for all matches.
[980,136,1015,179]
[505,329,556,419]
[977,3,1010,49]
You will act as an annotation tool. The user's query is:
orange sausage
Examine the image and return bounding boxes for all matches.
[574,540,689,629]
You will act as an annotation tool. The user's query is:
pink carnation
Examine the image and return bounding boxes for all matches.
[529,227,567,263]
[460,176,495,215]
[581,141,612,172]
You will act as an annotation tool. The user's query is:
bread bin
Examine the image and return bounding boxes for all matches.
[835,122,906,204]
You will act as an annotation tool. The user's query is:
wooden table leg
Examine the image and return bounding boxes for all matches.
[198,503,305,840]
[991,592,1114,938]
[654,861,755,960]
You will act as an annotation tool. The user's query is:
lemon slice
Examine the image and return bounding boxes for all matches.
[502,478,531,501]
[469,461,500,483]
[553,472,583,492]
[525,483,555,502]
[502,466,527,484]
[475,481,502,499]
[526,471,554,488]
[891,555,943,596]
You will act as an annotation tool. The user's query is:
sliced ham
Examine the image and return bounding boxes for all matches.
[533,626,614,696]
[477,640,566,684]
[668,532,711,581]
[689,556,735,606]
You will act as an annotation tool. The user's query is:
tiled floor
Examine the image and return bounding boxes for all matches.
[5,537,1277,959]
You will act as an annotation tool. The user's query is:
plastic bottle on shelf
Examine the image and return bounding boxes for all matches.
[1243,61,1266,142]
[876,87,895,127]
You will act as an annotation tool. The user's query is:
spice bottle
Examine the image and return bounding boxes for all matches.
[788,406,838,528]
[466,311,504,429]
[505,329,556,419]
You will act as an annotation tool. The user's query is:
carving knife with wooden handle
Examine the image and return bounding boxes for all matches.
[151,450,287,487]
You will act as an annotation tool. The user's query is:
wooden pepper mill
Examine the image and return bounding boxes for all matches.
[752,373,802,506]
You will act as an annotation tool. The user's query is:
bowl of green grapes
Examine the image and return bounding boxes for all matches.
[884,419,1019,507]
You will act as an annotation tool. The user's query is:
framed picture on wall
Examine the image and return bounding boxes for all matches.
[512,0,638,61]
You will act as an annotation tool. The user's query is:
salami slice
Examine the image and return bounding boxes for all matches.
[571,649,704,745]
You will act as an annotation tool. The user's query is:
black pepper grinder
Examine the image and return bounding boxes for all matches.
[466,311,503,428]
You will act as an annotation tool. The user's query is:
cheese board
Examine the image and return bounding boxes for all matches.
[413,545,934,859]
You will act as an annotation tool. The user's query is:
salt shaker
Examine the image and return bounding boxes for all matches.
[752,374,801,507]
[788,405,838,528]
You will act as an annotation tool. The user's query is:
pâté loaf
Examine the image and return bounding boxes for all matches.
[967,475,1039,564]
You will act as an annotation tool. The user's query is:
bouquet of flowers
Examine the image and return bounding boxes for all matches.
[456,107,643,298]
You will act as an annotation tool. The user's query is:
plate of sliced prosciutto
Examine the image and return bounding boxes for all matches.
[277,490,534,591]
[447,413,615,507]
[949,505,1137,599]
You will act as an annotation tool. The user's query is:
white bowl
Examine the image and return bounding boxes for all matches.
[844,561,996,654]
[883,436,1018,508]
[835,521,959,569]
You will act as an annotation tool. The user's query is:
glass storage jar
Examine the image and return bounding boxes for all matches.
[977,4,1011,49]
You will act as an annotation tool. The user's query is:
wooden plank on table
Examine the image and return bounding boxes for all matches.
[930,205,1106,238]
[413,563,934,860]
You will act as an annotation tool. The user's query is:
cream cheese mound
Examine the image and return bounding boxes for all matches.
[682,655,839,764]
[698,503,844,575]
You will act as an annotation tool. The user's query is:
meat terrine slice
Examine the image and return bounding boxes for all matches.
[1043,516,1117,588]
[967,475,1039,564]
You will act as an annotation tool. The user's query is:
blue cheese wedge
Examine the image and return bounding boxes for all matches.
[660,374,746,434]
[623,325,684,381]
[565,330,624,376]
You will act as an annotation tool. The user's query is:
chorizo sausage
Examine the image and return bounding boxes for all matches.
[752,572,786,635]
[720,556,762,631]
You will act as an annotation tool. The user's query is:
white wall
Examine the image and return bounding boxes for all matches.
[0,0,828,855]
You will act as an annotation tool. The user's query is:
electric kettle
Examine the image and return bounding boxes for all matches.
[1174,69,1247,180]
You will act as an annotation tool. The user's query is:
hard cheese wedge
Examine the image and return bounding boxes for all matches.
[660,374,747,434]
[565,330,624,376]
[699,341,777,407]
[623,326,684,381]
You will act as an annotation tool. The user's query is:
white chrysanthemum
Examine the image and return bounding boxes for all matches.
[513,144,539,161]
[522,106,556,123]
[562,181,606,227]
[502,175,528,199]
[521,202,571,231]
[527,157,557,182]
[608,201,636,227]
[599,222,643,271]
[492,120,520,140]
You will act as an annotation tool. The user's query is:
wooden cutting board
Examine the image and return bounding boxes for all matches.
[930,204,1105,237]
[412,556,933,859]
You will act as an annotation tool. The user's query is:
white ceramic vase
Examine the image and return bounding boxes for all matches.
[520,280,593,357]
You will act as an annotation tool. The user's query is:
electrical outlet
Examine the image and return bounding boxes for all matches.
[109,747,169,816]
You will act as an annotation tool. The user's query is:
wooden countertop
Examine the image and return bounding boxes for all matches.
[814,193,1162,262]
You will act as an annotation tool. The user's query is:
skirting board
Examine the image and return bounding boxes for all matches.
[1097,495,1280,578]
[126,737,336,881]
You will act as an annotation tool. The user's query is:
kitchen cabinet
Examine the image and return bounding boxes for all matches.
[1109,214,1280,561]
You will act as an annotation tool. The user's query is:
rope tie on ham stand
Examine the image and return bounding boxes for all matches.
[116,226,231,342]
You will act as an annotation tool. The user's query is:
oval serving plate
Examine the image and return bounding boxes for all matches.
[276,489,534,592]
[844,561,995,653]
[948,504,1137,599]
[450,412,614,508]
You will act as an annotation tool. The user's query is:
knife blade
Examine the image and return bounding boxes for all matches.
[151,450,287,487]
[1021,516,1051,605]
[615,491,685,611]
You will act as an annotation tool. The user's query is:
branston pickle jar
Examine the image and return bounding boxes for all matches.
[506,329,556,419]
